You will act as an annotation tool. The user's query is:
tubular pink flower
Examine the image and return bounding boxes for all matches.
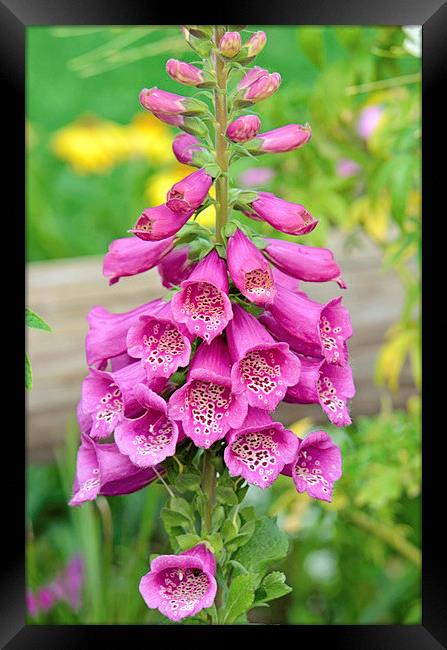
[139,87,208,116]
[237,66,269,91]
[224,408,299,488]
[38,588,57,613]
[239,166,275,188]
[271,266,301,292]
[166,168,213,216]
[86,298,165,369]
[166,59,207,87]
[139,543,217,622]
[282,431,342,502]
[127,301,192,380]
[157,246,197,288]
[226,115,261,142]
[69,434,162,506]
[263,238,346,288]
[226,304,301,410]
[103,236,175,285]
[171,249,233,343]
[244,191,318,235]
[115,383,179,467]
[219,31,242,57]
[285,354,355,426]
[244,31,267,58]
[227,228,276,306]
[130,204,194,242]
[27,590,39,617]
[168,337,248,448]
[62,556,84,611]
[246,124,312,154]
[262,285,352,365]
[237,72,281,105]
[172,133,208,166]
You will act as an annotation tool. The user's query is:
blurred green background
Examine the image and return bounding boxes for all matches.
[26,26,421,624]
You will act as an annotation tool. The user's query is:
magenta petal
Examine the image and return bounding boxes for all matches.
[180,543,217,576]
[319,297,352,365]
[224,408,299,488]
[103,236,174,285]
[115,410,179,467]
[127,302,192,380]
[168,338,248,448]
[290,431,342,502]
[167,168,213,216]
[157,246,197,289]
[227,229,276,306]
[130,204,193,241]
[247,192,318,236]
[80,369,126,439]
[171,250,233,343]
[227,304,301,410]
[264,238,346,288]
[86,298,165,368]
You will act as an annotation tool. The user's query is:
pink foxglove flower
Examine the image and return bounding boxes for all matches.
[224,408,299,488]
[166,59,211,87]
[244,31,267,57]
[237,66,268,91]
[157,246,196,288]
[219,31,242,57]
[336,158,361,178]
[239,166,275,188]
[285,354,355,426]
[357,104,383,140]
[103,236,174,285]
[283,431,342,502]
[62,555,84,611]
[127,301,192,380]
[227,228,276,306]
[86,298,165,369]
[262,286,352,366]
[69,434,162,506]
[139,543,217,622]
[130,204,194,242]
[246,123,312,154]
[168,337,248,448]
[166,168,213,216]
[171,249,233,343]
[226,115,261,142]
[115,383,179,467]
[236,71,281,105]
[226,304,301,410]
[139,87,207,116]
[26,590,39,617]
[244,191,318,235]
[264,238,346,288]
[172,133,208,166]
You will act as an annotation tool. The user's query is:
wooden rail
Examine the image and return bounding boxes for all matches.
[26,234,415,461]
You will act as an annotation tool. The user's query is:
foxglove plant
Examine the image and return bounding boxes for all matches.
[70,25,355,625]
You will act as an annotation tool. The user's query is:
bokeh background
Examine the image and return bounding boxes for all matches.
[26,26,421,624]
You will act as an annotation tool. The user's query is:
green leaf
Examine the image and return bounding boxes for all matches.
[203,162,221,178]
[216,485,239,506]
[169,497,194,521]
[234,516,289,577]
[221,519,239,542]
[211,505,225,532]
[297,27,325,68]
[160,507,191,533]
[25,352,33,390]
[228,560,249,575]
[226,520,256,553]
[334,27,364,51]
[25,307,51,331]
[174,472,201,494]
[176,533,202,551]
[254,571,292,605]
[222,574,256,624]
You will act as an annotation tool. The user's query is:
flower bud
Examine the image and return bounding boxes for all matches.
[172,133,212,167]
[226,115,261,142]
[237,31,266,63]
[167,168,213,216]
[236,72,281,106]
[246,123,312,154]
[166,59,214,88]
[237,66,268,91]
[181,27,212,57]
[140,87,208,117]
[219,31,242,58]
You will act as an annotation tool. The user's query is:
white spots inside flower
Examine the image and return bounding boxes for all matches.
[78,475,101,498]
[142,321,186,376]
[180,282,225,339]
[132,419,174,458]
[159,567,209,616]
[185,380,232,443]
[244,268,273,301]
[319,315,342,362]
[317,371,345,422]
[230,428,280,486]
[95,382,123,428]
[239,349,282,405]
[294,449,330,494]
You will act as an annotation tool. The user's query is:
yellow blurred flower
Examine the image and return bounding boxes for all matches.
[125,113,173,163]
[347,193,390,244]
[288,417,314,438]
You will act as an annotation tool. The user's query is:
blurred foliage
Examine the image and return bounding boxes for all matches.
[26,26,421,624]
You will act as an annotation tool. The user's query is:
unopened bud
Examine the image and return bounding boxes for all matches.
[219,31,242,58]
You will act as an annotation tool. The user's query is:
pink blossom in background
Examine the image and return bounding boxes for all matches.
[357,105,384,140]
[238,167,275,188]
[336,158,361,178]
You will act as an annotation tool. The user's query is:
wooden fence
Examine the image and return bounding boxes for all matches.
[26,234,415,461]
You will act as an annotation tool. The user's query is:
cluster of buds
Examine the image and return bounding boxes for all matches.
[70,25,354,624]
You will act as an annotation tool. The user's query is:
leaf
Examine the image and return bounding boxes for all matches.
[25,307,51,331]
[160,507,191,533]
[222,574,256,624]
[226,520,256,553]
[211,505,225,531]
[254,571,292,605]
[176,533,202,551]
[234,516,289,577]
[297,27,325,68]
[169,497,194,521]
[334,27,364,51]
[216,485,239,506]
[221,519,239,542]
[174,472,201,494]
[25,352,33,390]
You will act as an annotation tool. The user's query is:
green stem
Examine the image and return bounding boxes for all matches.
[213,26,230,243]
[202,451,216,534]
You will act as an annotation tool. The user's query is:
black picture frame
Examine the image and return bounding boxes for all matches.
[6,0,445,645]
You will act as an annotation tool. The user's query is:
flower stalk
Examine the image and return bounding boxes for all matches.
[213,26,230,244]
